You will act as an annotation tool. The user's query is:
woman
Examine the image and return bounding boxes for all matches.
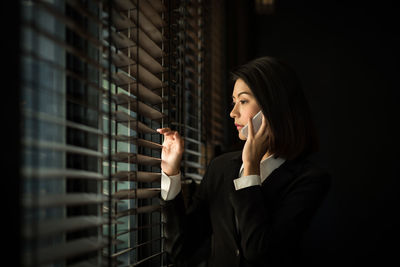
[157,56,331,267]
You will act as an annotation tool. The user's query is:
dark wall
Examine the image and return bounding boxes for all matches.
[1,0,21,265]
[241,0,400,266]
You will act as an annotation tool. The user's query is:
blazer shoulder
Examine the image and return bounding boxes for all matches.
[298,159,332,188]
[204,150,242,177]
[210,150,242,165]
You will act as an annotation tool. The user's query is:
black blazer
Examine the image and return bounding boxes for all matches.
[161,151,331,267]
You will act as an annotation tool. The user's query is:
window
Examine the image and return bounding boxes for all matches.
[19,0,226,266]
[21,0,107,265]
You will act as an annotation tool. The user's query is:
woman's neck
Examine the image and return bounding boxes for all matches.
[261,151,272,161]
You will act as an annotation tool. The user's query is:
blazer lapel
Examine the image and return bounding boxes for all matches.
[223,151,243,244]
[261,156,306,206]
[222,151,306,245]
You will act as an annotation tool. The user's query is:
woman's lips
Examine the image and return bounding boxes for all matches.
[235,124,243,130]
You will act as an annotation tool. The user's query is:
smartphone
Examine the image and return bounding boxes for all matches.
[241,111,263,138]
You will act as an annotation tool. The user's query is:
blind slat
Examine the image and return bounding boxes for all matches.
[113,188,160,199]
[115,222,161,238]
[113,136,162,150]
[112,73,163,105]
[36,0,105,50]
[128,45,164,73]
[114,0,135,10]
[24,238,107,266]
[22,168,106,180]
[111,49,135,67]
[112,171,161,182]
[111,31,164,73]
[113,204,161,219]
[185,148,203,157]
[24,194,107,208]
[114,110,157,134]
[23,216,107,239]
[183,136,202,145]
[22,49,106,95]
[23,22,106,73]
[114,93,164,120]
[132,0,165,28]
[111,8,135,29]
[114,80,163,106]
[23,139,103,158]
[111,30,135,48]
[112,70,137,85]
[184,160,205,169]
[137,138,163,150]
[185,173,203,181]
[146,0,167,13]
[128,27,163,58]
[124,64,164,90]
[112,152,161,166]
[129,8,163,44]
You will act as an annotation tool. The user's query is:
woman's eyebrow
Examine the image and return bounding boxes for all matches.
[232,91,252,98]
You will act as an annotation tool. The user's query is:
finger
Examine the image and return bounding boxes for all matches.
[156,127,168,132]
[164,131,182,143]
[174,131,185,144]
[247,116,254,139]
[256,114,267,137]
[173,131,182,139]
[156,128,171,134]
[164,131,176,136]
[163,132,177,142]
[158,129,176,137]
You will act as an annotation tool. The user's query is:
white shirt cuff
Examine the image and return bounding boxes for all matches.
[233,175,261,190]
[161,170,182,200]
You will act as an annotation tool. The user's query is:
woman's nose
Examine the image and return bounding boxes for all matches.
[230,105,238,118]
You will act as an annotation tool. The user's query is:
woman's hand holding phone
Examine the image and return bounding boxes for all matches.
[241,111,263,138]
[242,112,269,176]
[157,128,184,176]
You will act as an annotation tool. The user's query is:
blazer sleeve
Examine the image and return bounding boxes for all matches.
[160,158,215,266]
[229,167,331,266]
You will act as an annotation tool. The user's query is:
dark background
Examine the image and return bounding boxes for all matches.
[225,0,400,266]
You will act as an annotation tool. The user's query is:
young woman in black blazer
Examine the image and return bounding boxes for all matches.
[157,56,331,267]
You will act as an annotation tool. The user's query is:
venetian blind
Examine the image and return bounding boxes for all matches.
[181,0,206,183]
[20,0,217,266]
[20,0,170,266]
[169,0,207,198]
[21,0,108,266]
[104,0,168,265]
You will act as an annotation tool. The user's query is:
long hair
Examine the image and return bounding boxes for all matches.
[230,56,319,160]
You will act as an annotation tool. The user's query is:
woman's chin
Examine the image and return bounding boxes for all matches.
[238,132,246,141]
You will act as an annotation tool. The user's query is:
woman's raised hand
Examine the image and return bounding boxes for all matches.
[156,128,184,176]
[242,114,269,176]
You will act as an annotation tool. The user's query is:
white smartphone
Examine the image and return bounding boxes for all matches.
[241,111,263,138]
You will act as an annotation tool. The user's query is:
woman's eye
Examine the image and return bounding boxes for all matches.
[231,100,248,106]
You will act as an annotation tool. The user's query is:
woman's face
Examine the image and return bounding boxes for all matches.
[230,79,261,140]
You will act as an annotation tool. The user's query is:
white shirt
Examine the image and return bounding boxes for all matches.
[161,154,286,201]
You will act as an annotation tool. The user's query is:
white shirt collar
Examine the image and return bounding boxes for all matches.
[239,155,286,183]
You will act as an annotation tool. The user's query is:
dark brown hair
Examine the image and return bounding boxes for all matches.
[230,56,319,160]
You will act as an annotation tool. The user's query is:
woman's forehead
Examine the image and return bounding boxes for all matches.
[232,79,252,97]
